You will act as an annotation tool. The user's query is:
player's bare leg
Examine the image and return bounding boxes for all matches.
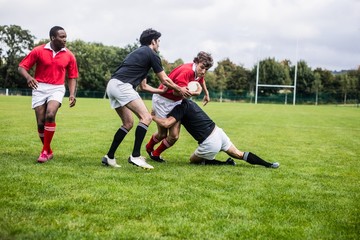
[125,98,154,169]
[146,124,167,155]
[35,101,60,162]
[149,121,181,162]
[225,145,279,168]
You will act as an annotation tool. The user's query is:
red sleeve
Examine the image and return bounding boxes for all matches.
[66,52,79,79]
[18,47,39,70]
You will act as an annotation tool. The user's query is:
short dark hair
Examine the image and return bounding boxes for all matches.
[49,26,64,39]
[139,28,161,46]
[193,51,214,69]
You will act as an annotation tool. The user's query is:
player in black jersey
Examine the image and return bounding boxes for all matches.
[102,28,191,169]
[152,98,279,168]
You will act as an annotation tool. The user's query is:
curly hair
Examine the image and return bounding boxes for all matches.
[193,51,213,69]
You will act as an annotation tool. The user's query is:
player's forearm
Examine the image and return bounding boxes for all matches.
[161,77,181,92]
[18,67,32,81]
[157,71,181,92]
[152,116,166,128]
[67,79,77,97]
[201,82,209,96]
[139,84,164,94]
[152,116,175,129]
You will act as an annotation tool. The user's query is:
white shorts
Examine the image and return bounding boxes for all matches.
[152,94,182,118]
[32,83,65,109]
[194,126,233,160]
[106,79,140,109]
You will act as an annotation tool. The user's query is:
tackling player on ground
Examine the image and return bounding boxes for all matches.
[152,97,280,168]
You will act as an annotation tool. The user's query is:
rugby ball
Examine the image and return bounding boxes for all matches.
[188,81,199,92]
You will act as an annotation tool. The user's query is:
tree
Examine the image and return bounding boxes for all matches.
[339,73,357,104]
[227,64,251,94]
[66,40,138,93]
[251,57,291,95]
[312,72,322,105]
[202,71,216,90]
[0,25,35,88]
[214,63,227,101]
[292,60,314,95]
[313,68,338,103]
[214,58,249,93]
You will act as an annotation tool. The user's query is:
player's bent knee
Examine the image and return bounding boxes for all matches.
[140,113,152,126]
[189,154,203,164]
[123,123,133,130]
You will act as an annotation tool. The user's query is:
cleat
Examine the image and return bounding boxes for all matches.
[37,151,51,163]
[269,162,280,168]
[148,151,166,163]
[47,151,54,160]
[102,155,121,168]
[128,155,154,169]
[226,158,236,166]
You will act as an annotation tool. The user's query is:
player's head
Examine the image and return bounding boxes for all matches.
[193,51,213,69]
[49,26,64,40]
[49,26,66,50]
[139,28,161,46]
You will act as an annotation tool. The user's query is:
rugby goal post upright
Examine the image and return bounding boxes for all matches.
[254,60,298,105]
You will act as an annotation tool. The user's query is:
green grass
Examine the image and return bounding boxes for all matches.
[0,96,359,239]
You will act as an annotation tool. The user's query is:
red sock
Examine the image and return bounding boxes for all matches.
[153,139,172,156]
[146,134,161,152]
[38,129,44,144]
[42,122,56,153]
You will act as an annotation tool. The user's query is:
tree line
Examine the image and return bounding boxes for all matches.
[1,25,359,104]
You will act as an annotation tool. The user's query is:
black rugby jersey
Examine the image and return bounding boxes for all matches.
[168,99,215,144]
[111,46,163,88]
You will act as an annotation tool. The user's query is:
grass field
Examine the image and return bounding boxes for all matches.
[0,96,359,239]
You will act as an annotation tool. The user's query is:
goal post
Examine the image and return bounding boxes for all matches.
[254,61,298,105]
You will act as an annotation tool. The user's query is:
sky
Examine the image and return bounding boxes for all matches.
[1,0,359,71]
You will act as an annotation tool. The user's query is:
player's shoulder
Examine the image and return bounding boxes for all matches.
[137,45,156,55]
[65,48,76,57]
[34,44,46,49]
[174,63,194,75]
[138,45,160,60]
[32,44,46,52]
[179,63,193,70]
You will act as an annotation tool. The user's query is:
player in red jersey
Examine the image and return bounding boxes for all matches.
[145,51,213,162]
[18,26,78,163]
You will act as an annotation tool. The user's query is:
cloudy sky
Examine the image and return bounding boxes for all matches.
[1,0,359,71]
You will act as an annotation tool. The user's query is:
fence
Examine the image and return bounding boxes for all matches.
[1,88,359,106]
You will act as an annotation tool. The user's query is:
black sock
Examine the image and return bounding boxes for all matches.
[243,152,272,167]
[132,123,148,157]
[203,159,227,165]
[107,127,128,159]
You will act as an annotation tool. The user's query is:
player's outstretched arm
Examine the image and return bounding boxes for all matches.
[151,114,177,129]
[138,78,167,94]
[156,71,192,98]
